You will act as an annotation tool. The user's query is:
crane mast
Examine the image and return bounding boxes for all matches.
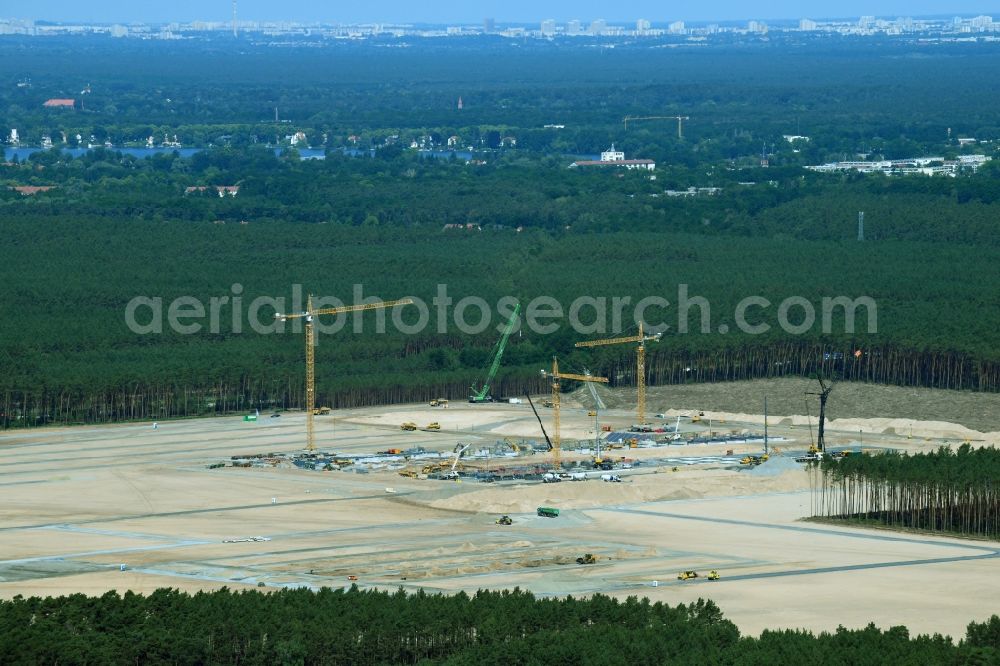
[276,294,413,451]
[542,357,608,470]
[575,322,661,425]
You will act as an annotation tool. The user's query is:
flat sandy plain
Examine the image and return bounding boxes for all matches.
[2,383,998,638]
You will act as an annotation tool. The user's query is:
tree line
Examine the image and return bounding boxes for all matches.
[1,586,998,664]
[813,445,1000,539]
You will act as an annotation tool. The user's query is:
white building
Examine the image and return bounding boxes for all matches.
[799,18,818,31]
[8,129,18,145]
[668,21,685,34]
[570,144,655,171]
[589,19,607,35]
[601,144,625,162]
[636,18,651,33]
[540,19,557,36]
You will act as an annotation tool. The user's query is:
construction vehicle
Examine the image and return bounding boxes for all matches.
[398,470,419,478]
[576,554,598,565]
[526,393,555,460]
[443,443,469,479]
[806,376,834,452]
[587,410,597,417]
[495,515,513,525]
[275,295,413,452]
[470,303,521,403]
[740,454,769,466]
[400,422,417,431]
[347,575,358,581]
[707,570,720,581]
[429,399,449,407]
[313,406,332,416]
[576,323,661,427]
[541,358,608,470]
[542,400,554,408]
[425,422,441,431]
[537,506,560,518]
[677,571,699,580]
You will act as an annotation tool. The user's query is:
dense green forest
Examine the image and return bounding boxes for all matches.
[2,587,999,664]
[814,445,1000,539]
[1,218,999,426]
[2,38,1000,426]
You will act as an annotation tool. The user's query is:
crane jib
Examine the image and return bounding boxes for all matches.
[469,303,521,402]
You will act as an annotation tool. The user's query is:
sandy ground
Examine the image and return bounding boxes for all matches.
[1,386,998,639]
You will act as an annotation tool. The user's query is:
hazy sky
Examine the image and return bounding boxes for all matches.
[3,1,997,24]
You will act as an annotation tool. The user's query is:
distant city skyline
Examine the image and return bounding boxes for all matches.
[2,1,998,24]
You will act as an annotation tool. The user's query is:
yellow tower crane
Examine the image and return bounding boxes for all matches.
[623,115,690,139]
[541,358,608,470]
[275,295,413,452]
[575,322,661,426]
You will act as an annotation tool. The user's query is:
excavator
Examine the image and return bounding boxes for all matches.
[495,515,513,525]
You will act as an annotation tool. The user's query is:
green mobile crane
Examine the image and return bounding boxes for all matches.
[469,303,520,403]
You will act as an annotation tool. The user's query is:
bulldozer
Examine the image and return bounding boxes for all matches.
[430,399,449,407]
[707,570,721,580]
[425,422,441,431]
[576,553,598,565]
[495,515,513,525]
[313,406,332,416]
[677,570,699,580]
[400,422,417,431]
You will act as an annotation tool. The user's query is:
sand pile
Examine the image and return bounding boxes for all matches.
[421,468,810,514]
[649,409,1000,444]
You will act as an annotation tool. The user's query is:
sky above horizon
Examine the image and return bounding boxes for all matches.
[2,1,997,24]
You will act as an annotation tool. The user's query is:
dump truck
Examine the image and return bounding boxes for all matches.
[429,399,449,407]
[537,506,560,518]
[313,407,332,415]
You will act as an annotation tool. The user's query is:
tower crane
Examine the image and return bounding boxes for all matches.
[623,115,690,138]
[470,303,521,403]
[575,322,661,426]
[275,294,413,452]
[541,358,608,470]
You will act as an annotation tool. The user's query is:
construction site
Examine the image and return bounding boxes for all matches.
[3,300,1000,638]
